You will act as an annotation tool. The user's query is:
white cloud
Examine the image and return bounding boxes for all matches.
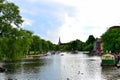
[46,29,60,44]
[59,13,84,42]
[22,18,34,28]
[8,0,120,44]
[47,0,120,43]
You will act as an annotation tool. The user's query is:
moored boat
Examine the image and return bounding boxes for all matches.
[101,53,116,66]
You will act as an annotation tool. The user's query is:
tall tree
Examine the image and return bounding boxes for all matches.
[84,35,95,51]
[0,0,23,27]
[86,35,95,44]
[102,26,120,52]
[0,0,26,61]
[0,0,23,37]
[30,35,42,54]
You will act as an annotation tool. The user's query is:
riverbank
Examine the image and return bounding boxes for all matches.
[25,54,47,59]
[25,51,92,60]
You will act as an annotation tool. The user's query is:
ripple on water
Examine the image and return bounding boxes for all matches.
[0,52,119,80]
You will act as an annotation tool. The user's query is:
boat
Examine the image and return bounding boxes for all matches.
[101,53,116,66]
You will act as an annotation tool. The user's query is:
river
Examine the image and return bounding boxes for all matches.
[0,52,120,80]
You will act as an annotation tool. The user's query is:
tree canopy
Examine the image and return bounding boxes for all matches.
[102,26,120,53]
[57,35,95,52]
[0,0,31,61]
[84,35,95,51]
[0,0,23,27]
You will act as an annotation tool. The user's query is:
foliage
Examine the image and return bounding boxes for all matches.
[58,39,84,51]
[30,35,42,54]
[0,28,33,61]
[29,35,55,54]
[86,35,95,44]
[83,43,93,51]
[83,35,95,51]
[0,0,23,27]
[55,35,95,52]
[102,27,120,52]
[0,0,32,61]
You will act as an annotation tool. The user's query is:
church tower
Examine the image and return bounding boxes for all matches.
[58,37,61,45]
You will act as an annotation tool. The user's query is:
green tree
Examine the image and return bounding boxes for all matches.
[0,0,23,27]
[102,26,120,52]
[0,28,33,61]
[0,0,30,61]
[57,39,84,51]
[84,35,95,51]
[46,41,54,51]
[30,35,42,54]
[41,39,49,53]
[19,29,33,55]
[86,35,95,44]
[29,35,56,55]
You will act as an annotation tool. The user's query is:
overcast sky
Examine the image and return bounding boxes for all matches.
[8,0,120,44]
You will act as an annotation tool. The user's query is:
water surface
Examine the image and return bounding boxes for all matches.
[0,52,120,80]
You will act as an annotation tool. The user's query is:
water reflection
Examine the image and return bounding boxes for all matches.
[60,52,102,80]
[1,59,44,80]
[102,66,120,80]
[0,52,120,80]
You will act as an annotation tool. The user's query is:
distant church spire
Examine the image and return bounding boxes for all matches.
[58,37,61,45]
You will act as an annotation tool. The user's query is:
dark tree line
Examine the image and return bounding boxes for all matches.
[57,35,95,52]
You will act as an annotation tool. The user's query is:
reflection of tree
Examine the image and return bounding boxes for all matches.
[1,59,44,79]
[102,66,119,80]
[23,59,44,74]
[3,62,22,74]
[3,59,44,74]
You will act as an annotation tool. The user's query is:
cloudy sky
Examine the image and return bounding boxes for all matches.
[8,0,120,44]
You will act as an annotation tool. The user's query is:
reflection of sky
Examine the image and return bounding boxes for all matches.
[60,52,102,80]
